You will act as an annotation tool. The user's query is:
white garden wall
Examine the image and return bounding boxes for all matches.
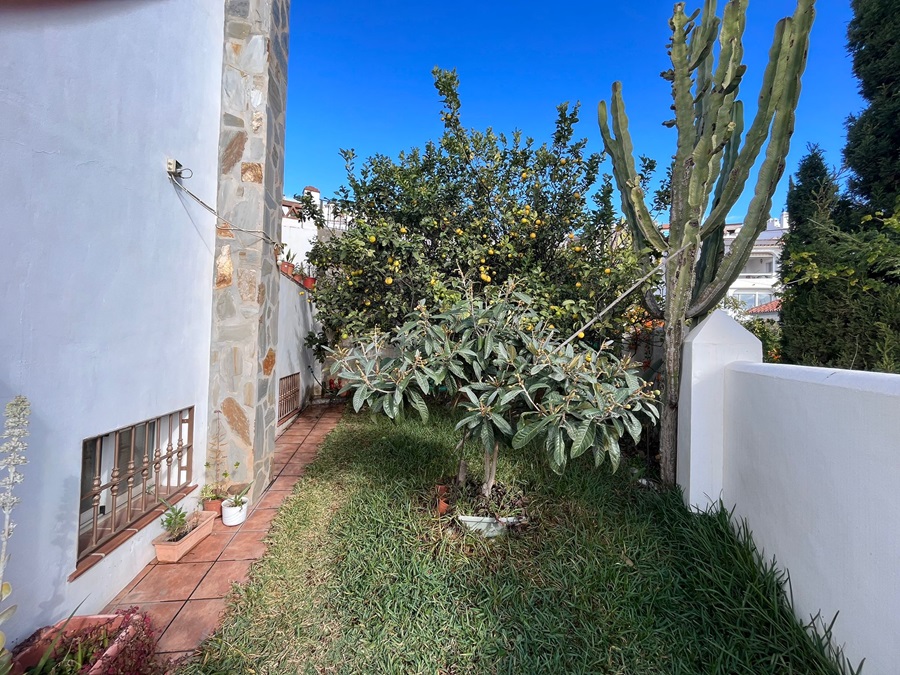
[276,275,322,424]
[678,311,900,672]
[0,2,223,645]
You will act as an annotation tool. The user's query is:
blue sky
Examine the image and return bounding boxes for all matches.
[284,0,861,222]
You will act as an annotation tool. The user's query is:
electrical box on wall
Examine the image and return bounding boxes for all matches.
[166,158,183,177]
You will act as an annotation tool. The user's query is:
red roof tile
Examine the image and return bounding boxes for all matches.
[747,299,781,315]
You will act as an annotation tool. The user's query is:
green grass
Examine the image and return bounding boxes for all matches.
[179,408,857,675]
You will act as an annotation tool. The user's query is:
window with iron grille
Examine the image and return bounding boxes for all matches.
[77,407,194,562]
[278,372,301,424]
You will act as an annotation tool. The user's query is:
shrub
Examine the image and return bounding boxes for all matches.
[330,280,658,496]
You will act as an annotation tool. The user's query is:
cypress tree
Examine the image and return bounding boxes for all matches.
[844,0,900,211]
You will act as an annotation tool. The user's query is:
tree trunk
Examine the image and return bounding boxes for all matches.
[481,441,500,499]
[659,317,683,485]
[658,242,695,486]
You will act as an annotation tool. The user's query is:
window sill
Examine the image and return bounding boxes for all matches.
[68,484,198,582]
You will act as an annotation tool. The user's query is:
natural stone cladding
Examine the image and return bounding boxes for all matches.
[208,0,290,501]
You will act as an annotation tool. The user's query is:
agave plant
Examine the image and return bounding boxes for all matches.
[330,280,658,497]
[0,396,29,674]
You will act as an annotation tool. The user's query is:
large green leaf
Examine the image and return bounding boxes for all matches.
[408,390,429,422]
[480,421,496,454]
[490,413,513,438]
[570,420,595,458]
[352,386,367,413]
[512,417,552,449]
[623,413,642,444]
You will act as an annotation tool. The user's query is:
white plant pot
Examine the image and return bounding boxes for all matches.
[221,499,249,526]
[457,515,523,538]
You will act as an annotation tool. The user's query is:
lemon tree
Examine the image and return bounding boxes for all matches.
[306,68,649,355]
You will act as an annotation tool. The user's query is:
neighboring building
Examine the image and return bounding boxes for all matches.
[281,187,352,274]
[745,299,782,322]
[0,0,315,647]
[723,211,789,313]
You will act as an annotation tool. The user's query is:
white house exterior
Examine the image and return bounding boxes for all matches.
[0,0,299,647]
[723,211,788,313]
[281,187,352,274]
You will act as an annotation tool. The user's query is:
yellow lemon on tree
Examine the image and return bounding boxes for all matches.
[341,333,349,340]
[521,172,528,180]
[604,268,612,274]
[575,282,582,288]
[456,228,464,235]
[368,235,376,243]
[530,232,536,239]
[364,300,371,306]
[385,276,393,285]
[568,233,575,240]
[578,332,585,339]
[586,354,592,362]
[574,192,581,199]
[574,245,582,252]
[400,227,408,234]
[560,158,567,165]
[548,324,555,330]
[480,273,491,283]
[488,249,494,255]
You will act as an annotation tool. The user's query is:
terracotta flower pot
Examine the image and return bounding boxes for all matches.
[302,276,316,290]
[279,261,294,276]
[11,613,137,675]
[202,498,223,517]
[152,510,216,563]
[436,485,450,516]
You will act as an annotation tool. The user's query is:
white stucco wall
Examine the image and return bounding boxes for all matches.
[678,313,900,672]
[281,216,319,269]
[724,363,900,672]
[0,1,223,645]
[276,275,322,419]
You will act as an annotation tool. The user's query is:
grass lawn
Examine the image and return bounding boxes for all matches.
[180,407,853,675]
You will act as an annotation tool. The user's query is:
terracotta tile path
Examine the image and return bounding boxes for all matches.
[104,403,345,663]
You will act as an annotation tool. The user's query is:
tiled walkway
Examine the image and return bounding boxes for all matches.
[104,403,344,662]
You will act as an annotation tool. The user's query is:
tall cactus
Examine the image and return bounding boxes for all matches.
[598,0,814,484]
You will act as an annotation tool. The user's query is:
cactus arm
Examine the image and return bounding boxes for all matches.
[598,90,669,253]
[705,100,744,223]
[667,3,701,246]
[699,15,792,238]
[684,0,747,235]
[687,0,718,73]
[689,1,814,317]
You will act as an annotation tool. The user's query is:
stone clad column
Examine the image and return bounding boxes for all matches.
[208,0,290,497]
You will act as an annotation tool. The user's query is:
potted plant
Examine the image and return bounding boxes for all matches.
[12,607,166,675]
[302,275,316,290]
[292,263,305,283]
[201,412,239,517]
[221,484,251,527]
[151,500,215,563]
[279,246,297,276]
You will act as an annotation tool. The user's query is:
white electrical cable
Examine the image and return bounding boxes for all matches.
[168,174,280,248]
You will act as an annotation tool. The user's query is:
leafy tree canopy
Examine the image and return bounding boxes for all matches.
[306,69,650,356]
